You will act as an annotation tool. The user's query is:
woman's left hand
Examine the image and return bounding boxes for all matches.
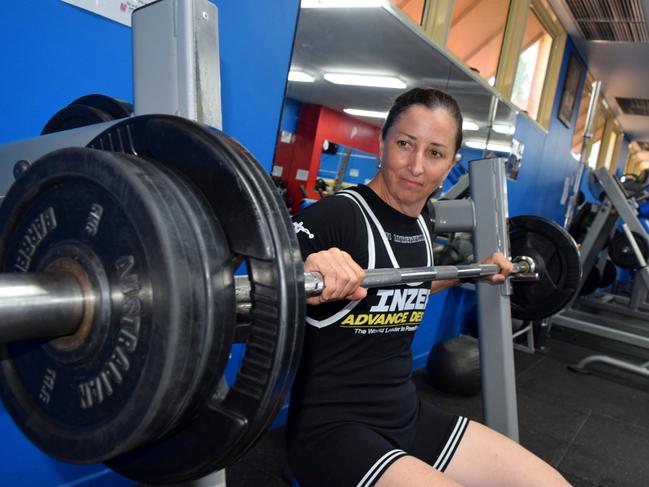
[480,252,513,284]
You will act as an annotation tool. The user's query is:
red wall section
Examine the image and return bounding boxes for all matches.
[317,105,381,155]
[282,104,381,212]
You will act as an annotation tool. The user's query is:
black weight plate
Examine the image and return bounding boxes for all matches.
[568,203,594,244]
[609,230,649,270]
[509,216,582,320]
[87,115,305,484]
[114,152,236,436]
[41,104,114,134]
[599,259,617,288]
[71,94,133,120]
[0,147,233,463]
[579,266,601,296]
[41,94,133,135]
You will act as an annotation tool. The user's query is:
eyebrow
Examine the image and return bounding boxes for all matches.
[398,132,449,149]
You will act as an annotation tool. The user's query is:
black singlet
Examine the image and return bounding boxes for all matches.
[288,184,435,441]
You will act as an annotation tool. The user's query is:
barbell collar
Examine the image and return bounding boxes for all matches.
[0,273,85,343]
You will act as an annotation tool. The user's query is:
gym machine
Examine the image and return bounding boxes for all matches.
[550,75,649,379]
[552,166,649,378]
[0,0,582,484]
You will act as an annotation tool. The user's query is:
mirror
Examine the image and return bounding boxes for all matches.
[272,2,518,213]
[318,140,380,191]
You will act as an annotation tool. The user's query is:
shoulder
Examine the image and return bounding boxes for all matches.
[292,191,360,225]
[291,192,366,257]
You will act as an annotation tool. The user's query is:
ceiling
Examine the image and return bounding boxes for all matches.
[286,4,517,154]
[549,0,649,159]
[287,1,649,163]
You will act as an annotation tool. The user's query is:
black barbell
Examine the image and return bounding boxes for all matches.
[0,115,581,484]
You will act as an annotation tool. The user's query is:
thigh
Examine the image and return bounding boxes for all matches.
[444,420,570,487]
[409,400,469,472]
[288,423,408,487]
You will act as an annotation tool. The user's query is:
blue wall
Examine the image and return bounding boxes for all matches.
[0,1,299,485]
[508,39,586,222]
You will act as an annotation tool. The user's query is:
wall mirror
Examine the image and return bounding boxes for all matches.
[272,2,518,213]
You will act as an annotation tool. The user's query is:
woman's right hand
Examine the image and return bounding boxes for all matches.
[304,248,367,305]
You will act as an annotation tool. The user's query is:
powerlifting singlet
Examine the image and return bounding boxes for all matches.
[288,184,434,442]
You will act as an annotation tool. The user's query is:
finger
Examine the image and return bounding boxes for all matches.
[305,249,364,303]
[491,252,513,276]
[323,248,367,301]
[339,250,366,297]
[347,287,368,301]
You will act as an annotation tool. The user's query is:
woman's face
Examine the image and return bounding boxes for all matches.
[376,104,458,216]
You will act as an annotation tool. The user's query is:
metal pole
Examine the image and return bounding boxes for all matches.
[470,157,519,441]
[564,80,602,228]
[0,273,84,343]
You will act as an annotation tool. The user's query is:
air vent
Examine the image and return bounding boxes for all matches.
[636,141,649,151]
[565,0,649,42]
[617,97,649,115]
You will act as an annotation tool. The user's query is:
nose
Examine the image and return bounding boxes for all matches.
[409,150,425,176]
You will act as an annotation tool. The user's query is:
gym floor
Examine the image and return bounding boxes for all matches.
[225,326,649,487]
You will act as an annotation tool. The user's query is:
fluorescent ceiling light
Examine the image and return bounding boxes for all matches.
[288,70,315,82]
[492,123,515,135]
[324,73,406,89]
[462,121,479,131]
[301,0,384,7]
[344,108,388,119]
[464,140,512,153]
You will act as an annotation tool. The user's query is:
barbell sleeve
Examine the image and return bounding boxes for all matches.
[0,273,85,343]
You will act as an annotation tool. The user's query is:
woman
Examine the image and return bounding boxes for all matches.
[287,87,569,487]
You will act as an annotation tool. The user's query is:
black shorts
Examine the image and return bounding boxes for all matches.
[288,401,469,487]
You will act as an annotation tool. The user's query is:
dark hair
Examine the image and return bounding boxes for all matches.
[381,87,463,153]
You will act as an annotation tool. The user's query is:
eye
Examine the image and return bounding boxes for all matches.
[396,139,411,148]
[429,149,444,158]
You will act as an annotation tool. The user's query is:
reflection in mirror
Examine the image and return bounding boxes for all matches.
[272,1,518,213]
[318,141,380,195]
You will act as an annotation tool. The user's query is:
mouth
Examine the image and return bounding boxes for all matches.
[400,177,423,187]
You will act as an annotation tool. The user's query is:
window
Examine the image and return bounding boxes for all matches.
[586,109,606,169]
[392,0,427,25]
[446,0,511,84]
[597,118,623,174]
[604,131,617,170]
[587,139,601,169]
[624,146,643,177]
[511,7,553,119]
[571,79,594,157]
